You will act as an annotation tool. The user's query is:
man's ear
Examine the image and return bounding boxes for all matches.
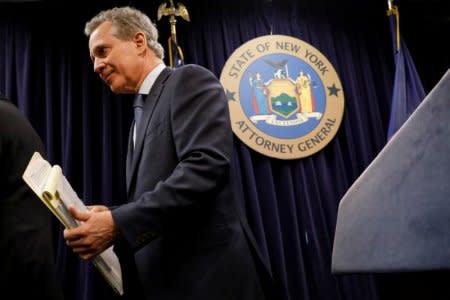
[134,32,147,53]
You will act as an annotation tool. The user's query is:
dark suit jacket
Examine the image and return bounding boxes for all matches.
[0,99,64,299]
[111,65,268,300]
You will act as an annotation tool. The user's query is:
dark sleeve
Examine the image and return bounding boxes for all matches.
[0,101,63,299]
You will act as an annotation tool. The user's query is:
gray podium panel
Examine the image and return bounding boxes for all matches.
[332,69,450,273]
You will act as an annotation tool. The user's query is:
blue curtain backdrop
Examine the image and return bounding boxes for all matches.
[0,1,448,300]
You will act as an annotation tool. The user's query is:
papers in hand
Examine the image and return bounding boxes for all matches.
[22,152,123,295]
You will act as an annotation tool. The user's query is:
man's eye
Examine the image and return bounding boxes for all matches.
[96,47,108,57]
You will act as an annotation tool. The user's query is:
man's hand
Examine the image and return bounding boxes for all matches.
[87,205,109,212]
[63,206,119,260]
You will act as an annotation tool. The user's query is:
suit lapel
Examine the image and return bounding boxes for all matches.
[127,67,172,194]
[125,123,135,190]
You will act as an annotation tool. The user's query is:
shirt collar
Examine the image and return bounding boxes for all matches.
[138,63,166,95]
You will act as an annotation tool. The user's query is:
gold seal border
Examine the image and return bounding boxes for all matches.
[220,35,344,160]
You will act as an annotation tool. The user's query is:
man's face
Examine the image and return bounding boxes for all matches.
[89,22,143,94]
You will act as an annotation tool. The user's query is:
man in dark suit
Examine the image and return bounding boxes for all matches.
[63,6,273,300]
[0,93,64,299]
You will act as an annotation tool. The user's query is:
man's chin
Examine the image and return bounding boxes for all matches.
[109,85,121,94]
[109,85,134,95]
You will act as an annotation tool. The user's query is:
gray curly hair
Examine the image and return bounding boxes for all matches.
[84,6,164,59]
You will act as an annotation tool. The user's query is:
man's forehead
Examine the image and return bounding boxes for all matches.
[89,22,114,48]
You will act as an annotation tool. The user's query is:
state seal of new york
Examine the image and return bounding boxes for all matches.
[220,35,344,159]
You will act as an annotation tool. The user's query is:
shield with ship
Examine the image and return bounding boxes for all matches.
[266,78,298,119]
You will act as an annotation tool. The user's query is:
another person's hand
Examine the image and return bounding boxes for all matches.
[63,206,119,260]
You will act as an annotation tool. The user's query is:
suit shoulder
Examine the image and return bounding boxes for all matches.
[174,64,218,79]
[0,101,43,147]
[0,101,27,124]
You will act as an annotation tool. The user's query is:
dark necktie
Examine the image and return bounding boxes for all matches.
[133,94,145,132]
[133,94,145,148]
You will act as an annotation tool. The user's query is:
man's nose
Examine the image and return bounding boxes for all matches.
[93,58,105,74]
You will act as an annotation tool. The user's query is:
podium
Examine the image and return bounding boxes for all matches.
[332,69,450,273]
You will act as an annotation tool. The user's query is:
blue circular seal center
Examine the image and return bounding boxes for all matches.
[239,53,326,139]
